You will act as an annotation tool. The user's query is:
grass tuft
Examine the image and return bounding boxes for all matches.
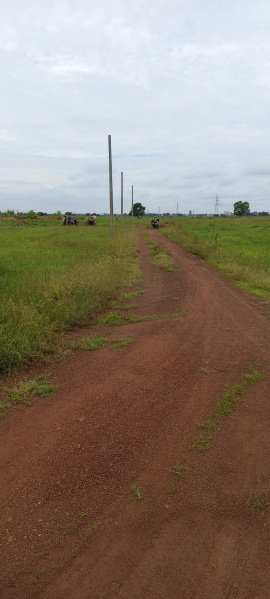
[169,464,186,477]
[71,336,108,351]
[130,484,146,501]
[1,375,57,416]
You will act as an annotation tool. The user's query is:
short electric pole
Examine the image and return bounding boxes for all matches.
[121,172,123,225]
[108,135,114,235]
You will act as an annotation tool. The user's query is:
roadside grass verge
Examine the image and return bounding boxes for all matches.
[162,217,270,298]
[0,223,140,375]
[0,375,57,417]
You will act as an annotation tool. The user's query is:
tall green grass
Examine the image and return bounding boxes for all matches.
[0,219,140,374]
[162,217,270,298]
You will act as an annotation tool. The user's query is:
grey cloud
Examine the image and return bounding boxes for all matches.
[1,0,270,214]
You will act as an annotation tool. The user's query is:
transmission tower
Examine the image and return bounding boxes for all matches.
[214,194,220,215]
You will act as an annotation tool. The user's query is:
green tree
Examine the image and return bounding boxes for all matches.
[129,202,145,217]
[233,201,250,217]
[26,210,37,219]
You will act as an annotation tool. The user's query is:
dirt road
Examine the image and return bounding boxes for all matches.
[1,228,270,599]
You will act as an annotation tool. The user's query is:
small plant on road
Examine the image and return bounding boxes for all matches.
[169,464,186,477]
[250,491,270,511]
[110,337,135,349]
[130,484,146,501]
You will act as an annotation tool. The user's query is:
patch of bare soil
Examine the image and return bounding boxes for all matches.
[1,228,270,599]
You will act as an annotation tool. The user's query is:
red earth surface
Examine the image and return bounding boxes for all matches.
[0,227,270,599]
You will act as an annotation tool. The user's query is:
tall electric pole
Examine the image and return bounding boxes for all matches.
[108,135,114,235]
[121,172,123,225]
[131,185,134,221]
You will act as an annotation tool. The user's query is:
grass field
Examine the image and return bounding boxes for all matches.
[0,217,140,375]
[1,214,270,376]
[162,217,270,298]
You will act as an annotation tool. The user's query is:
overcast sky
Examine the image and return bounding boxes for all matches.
[1,0,270,215]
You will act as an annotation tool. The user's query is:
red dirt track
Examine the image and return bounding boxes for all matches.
[1,228,270,599]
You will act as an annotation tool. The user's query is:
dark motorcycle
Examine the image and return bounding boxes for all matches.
[151,218,160,229]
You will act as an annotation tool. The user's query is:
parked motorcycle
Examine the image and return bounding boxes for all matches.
[151,218,160,229]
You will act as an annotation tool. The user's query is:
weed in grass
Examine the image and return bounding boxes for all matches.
[130,484,146,501]
[2,375,57,413]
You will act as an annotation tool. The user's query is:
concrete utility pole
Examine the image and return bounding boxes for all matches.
[121,172,123,225]
[108,135,114,235]
[131,185,134,221]
[214,194,220,216]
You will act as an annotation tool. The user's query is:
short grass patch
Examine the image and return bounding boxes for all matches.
[69,334,135,351]
[71,336,108,351]
[1,375,57,416]
[118,290,148,301]
[98,311,187,326]
[145,236,176,271]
